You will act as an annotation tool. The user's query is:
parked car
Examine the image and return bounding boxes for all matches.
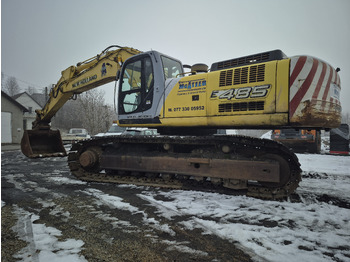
[62,128,90,144]
[122,128,159,136]
[94,123,126,137]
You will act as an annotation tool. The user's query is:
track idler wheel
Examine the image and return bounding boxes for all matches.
[79,147,101,171]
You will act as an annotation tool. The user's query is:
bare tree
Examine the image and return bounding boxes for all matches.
[50,89,115,134]
[2,76,21,96]
[77,89,115,135]
[51,100,82,131]
[342,112,350,126]
[1,72,4,89]
[27,86,37,95]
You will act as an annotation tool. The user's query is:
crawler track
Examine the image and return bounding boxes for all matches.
[68,135,301,200]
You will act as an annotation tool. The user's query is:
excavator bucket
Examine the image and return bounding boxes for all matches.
[21,129,67,158]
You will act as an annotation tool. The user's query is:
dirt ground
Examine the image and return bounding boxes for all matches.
[1,150,252,262]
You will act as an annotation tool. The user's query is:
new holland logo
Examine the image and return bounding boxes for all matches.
[72,75,97,88]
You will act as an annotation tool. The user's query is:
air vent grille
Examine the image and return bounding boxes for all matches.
[219,64,265,87]
[216,52,269,70]
[218,101,265,113]
[219,70,233,87]
[210,49,286,71]
[249,64,265,83]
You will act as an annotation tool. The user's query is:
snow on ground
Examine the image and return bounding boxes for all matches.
[139,191,349,261]
[80,188,208,255]
[82,188,177,237]
[12,206,87,262]
[260,130,272,140]
[137,154,350,262]
[3,147,350,261]
[138,189,349,261]
[298,153,349,175]
[297,154,350,203]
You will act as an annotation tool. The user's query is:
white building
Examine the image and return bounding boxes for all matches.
[1,91,28,144]
[12,92,44,130]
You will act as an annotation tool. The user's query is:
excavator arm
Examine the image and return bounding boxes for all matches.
[21,46,141,158]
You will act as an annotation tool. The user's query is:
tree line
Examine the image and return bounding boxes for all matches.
[1,73,116,135]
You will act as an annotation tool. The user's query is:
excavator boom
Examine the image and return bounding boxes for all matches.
[21,46,141,158]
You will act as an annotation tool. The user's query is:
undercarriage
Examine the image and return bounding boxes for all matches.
[67,135,301,200]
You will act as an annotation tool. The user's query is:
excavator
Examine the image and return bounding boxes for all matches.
[21,45,342,199]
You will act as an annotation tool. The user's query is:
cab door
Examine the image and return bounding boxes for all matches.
[118,55,154,116]
[118,51,185,126]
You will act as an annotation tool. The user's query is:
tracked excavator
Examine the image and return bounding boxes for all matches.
[21,45,342,199]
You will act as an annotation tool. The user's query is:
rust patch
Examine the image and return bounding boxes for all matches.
[100,155,280,182]
[291,100,341,128]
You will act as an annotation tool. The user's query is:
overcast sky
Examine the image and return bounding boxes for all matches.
[2,0,350,115]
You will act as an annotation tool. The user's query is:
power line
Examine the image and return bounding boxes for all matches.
[2,72,47,91]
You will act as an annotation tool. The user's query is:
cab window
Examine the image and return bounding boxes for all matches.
[161,56,183,79]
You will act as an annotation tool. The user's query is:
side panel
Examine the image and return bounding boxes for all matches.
[289,56,341,128]
[207,61,277,116]
[164,75,208,118]
[275,59,290,113]
[158,74,209,127]
[159,60,291,128]
[205,60,288,127]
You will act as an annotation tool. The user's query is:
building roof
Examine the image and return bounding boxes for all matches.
[1,91,28,112]
[31,93,47,107]
[11,91,45,108]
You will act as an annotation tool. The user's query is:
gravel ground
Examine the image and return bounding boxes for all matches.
[1,205,28,262]
[1,150,252,262]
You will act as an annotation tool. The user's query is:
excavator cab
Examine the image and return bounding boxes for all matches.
[117,51,184,125]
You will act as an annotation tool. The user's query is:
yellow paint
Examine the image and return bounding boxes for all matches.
[164,74,208,118]
[275,58,290,113]
[153,59,290,128]
[36,47,141,124]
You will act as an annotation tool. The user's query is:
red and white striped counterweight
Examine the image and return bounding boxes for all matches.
[289,56,341,128]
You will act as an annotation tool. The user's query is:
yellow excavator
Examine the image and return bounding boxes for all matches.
[21,45,342,199]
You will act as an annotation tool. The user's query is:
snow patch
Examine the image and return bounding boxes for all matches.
[142,214,176,237]
[82,188,176,236]
[297,153,350,176]
[161,240,208,256]
[36,199,71,221]
[46,176,87,185]
[260,130,272,139]
[84,188,139,213]
[12,206,87,262]
[139,187,350,262]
